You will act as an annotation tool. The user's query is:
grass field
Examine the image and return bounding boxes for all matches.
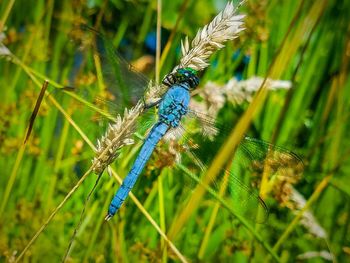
[1,0,350,262]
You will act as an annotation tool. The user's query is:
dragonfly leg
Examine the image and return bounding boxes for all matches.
[144,99,162,110]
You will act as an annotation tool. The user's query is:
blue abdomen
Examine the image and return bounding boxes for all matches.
[106,122,168,219]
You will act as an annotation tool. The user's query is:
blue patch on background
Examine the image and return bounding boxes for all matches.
[145,32,157,53]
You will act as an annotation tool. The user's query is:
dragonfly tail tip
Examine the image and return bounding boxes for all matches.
[105,214,113,221]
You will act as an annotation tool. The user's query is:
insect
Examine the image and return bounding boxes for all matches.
[106,67,199,220]
[68,26,303,223]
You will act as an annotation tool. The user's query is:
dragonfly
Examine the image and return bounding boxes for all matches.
[106,67,199,219]
[67,25,303,222]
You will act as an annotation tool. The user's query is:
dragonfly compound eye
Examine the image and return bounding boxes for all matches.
[174,68,199,89]
[161,68,199,89]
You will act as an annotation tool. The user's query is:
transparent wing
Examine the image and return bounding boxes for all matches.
[169,109,304,223]
[51,24,167,148]
[66,24,166,115]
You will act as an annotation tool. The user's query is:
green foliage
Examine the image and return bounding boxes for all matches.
[1,0,350,262]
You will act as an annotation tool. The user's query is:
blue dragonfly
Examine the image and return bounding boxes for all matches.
[68,25,303,222]
[106,67,199,219]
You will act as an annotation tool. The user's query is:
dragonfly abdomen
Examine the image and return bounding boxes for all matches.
[105,122,169,220]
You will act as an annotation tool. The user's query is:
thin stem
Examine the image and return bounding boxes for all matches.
[156,2,167,262]
[177,164,280,262]
[197,166,229,259]
[159,0,191,71]
[158,171,167,263]
[15,167,93,263]
[155,0,162,83]
[61,173,103,262]
[0,0,16,32]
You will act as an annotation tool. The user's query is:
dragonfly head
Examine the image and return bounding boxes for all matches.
[162,67,199,90]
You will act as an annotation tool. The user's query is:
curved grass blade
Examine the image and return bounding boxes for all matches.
[62,173,103,262]
[24,80,49,143]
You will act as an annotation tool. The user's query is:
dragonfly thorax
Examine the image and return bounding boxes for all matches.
[158,84,191,128]
[162,68,199,90]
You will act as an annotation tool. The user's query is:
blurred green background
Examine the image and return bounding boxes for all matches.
[1,0,350,262]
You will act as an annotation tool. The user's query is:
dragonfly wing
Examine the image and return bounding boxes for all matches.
[67,24,166,114]
[174,109,303,223]
[187,109,304,180]
[172,124,269,223]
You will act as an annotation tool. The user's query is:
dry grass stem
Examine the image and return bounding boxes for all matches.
[0,32,14,60]
[92,101,143,174]
[174,1,245,71]
[296,251,333,261]
[190,76,292,117]
[289,188,327,239]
